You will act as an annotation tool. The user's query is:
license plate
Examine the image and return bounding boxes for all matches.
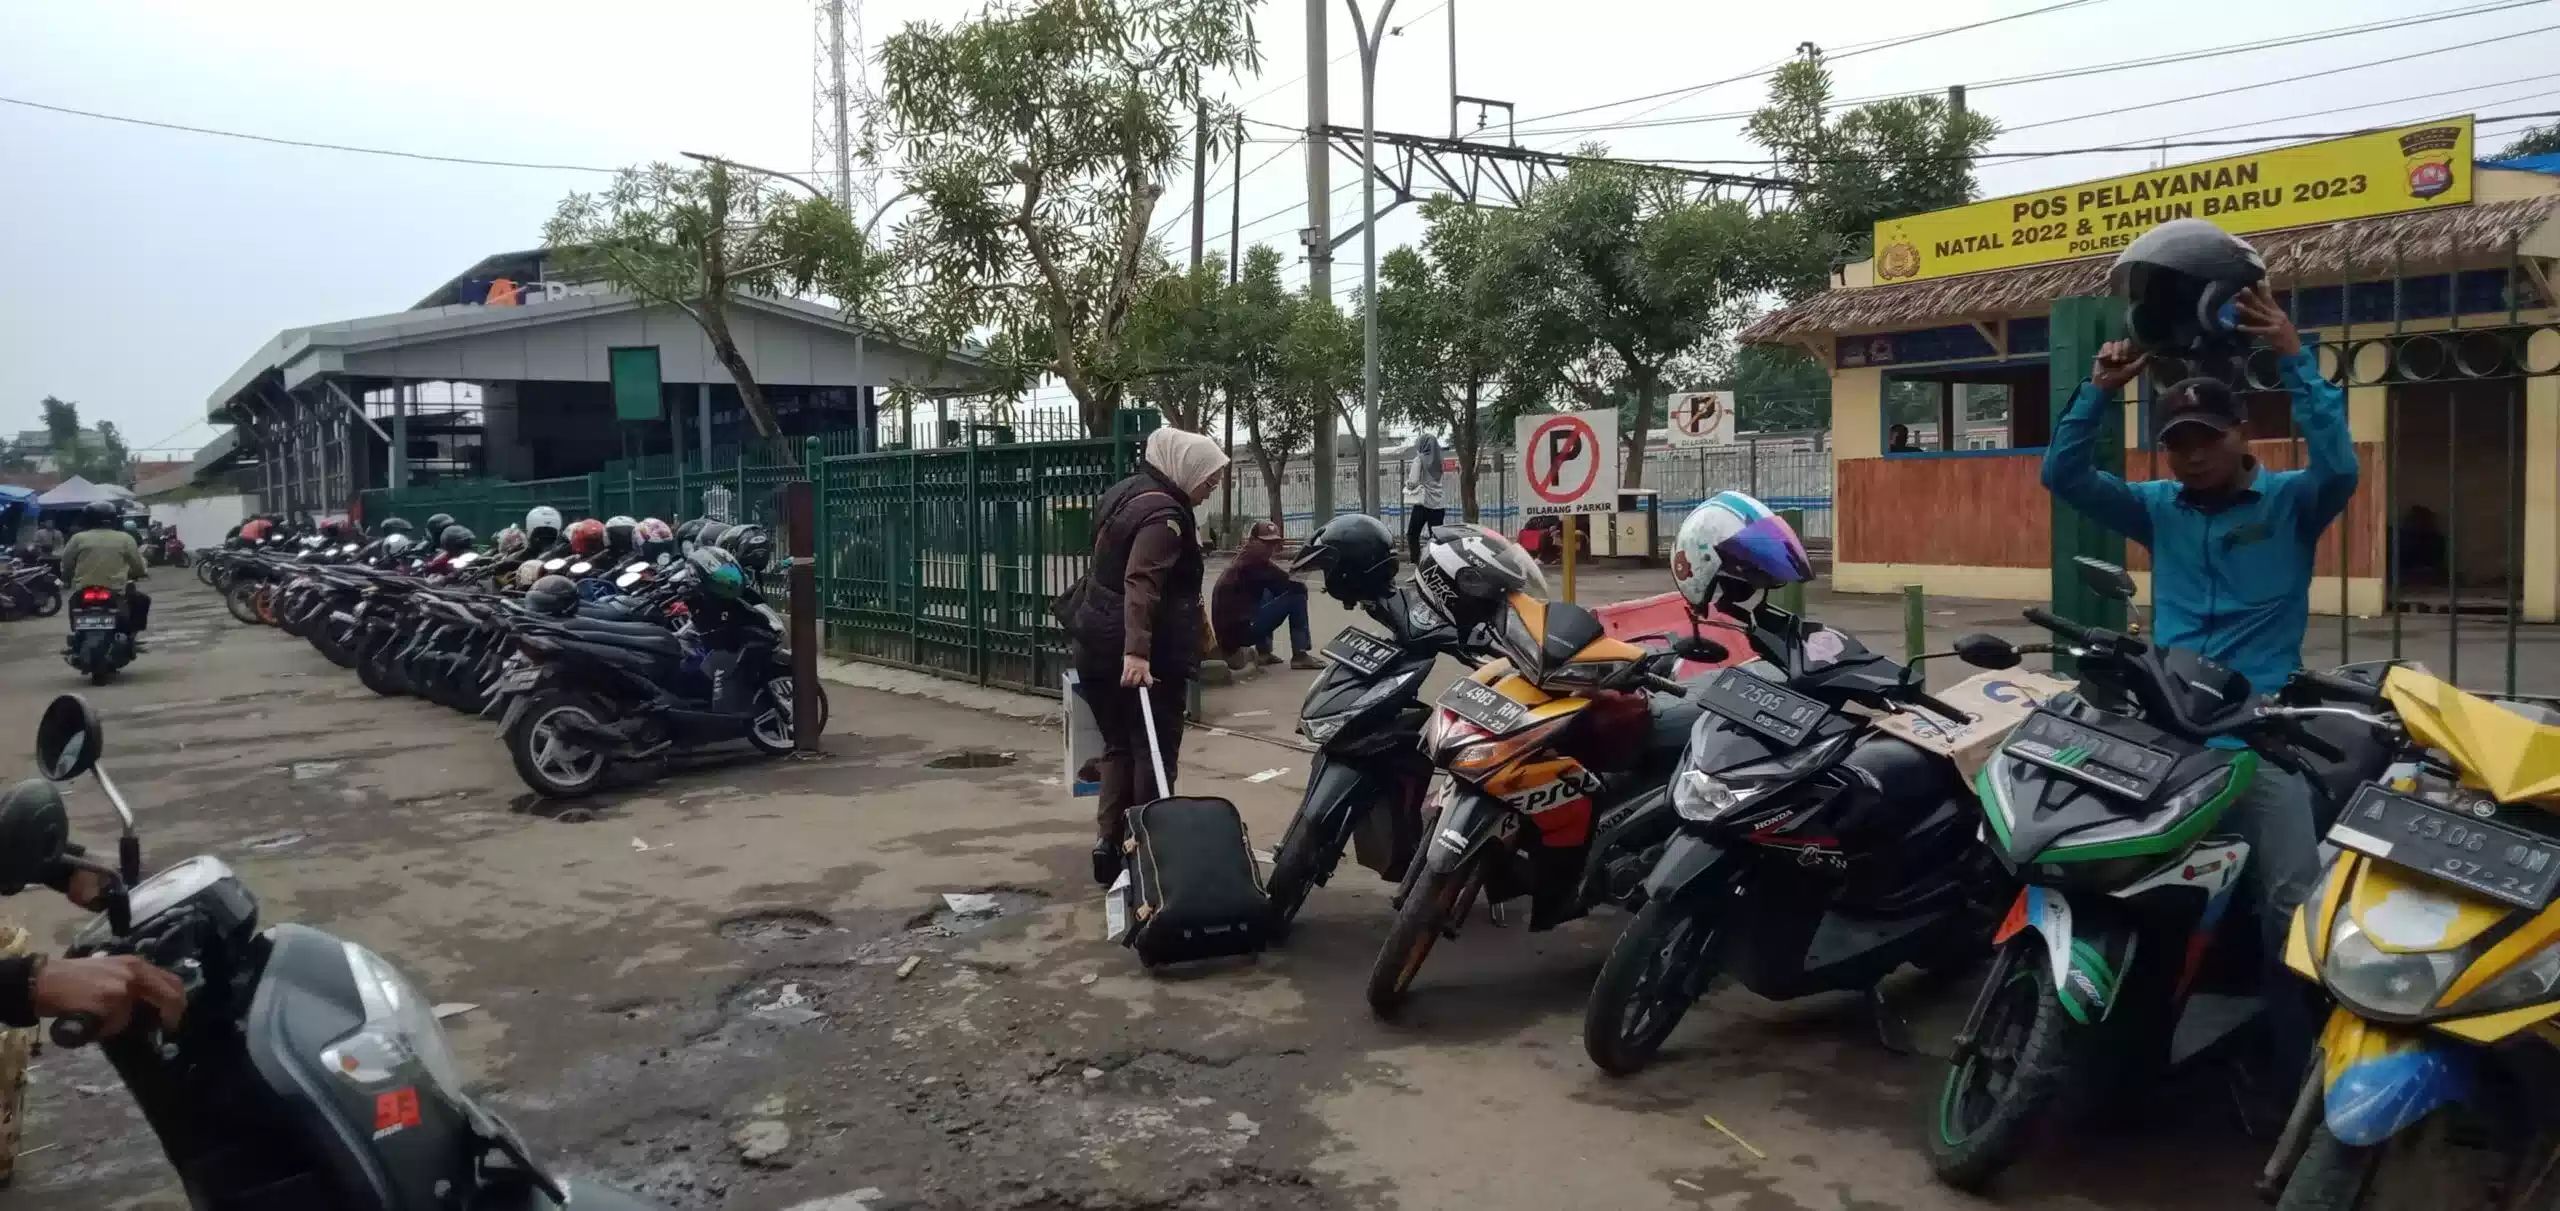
[1696,667,1829,746]
[1438,679,1530,734]
[1323,627,1399,677]
[72,614,116,631]
[2330,784,2560,910]
[2001,708,2178,800]
[496,669,539,694]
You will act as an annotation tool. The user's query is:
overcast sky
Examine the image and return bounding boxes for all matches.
[4,0,2555,455]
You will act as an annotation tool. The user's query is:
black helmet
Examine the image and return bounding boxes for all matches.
[526,574,580,616]
[2110,219,2266,361]
[438,524,476,554]
[718,524,775,574]
[675,518,707,552]
[424,513,456,538]
[694,521,730,553]
[1292,514,1400,604]
[377,517,415,537]
[687,546,747,599]
[83,501,119,528]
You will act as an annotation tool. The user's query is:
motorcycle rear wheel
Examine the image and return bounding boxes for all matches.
[1925,942,2079,1192]
[507,693,613,799]
[225,582,262,625]
[356,651,403,697]
[1583,894,1726,1076]
[28,590,58,619]
[1364,857,1482,1019]
[196,559,217,586]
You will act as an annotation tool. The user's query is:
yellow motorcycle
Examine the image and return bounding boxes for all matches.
[2266,665,2560,1209]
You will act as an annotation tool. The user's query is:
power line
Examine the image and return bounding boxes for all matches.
[1513,0,2108,130]
[2012,69,2560,141]
[1510,0,2553,140]
[1152,134,1303,243]
[1621,108,2560,167]
[0,94,622,173]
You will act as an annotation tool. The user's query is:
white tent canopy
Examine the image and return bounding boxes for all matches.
[35,476,136,507]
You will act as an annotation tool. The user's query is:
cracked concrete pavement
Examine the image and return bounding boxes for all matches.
[0,579,2272,1210]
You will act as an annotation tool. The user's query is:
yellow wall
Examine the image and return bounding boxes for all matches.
[1831,367,1884,460]
[2530,373,2560,621]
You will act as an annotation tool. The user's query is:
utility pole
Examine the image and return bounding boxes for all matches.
[1189,98,1209,270]
[1304,0,1335,526]
[1349,0,1398,515]
[1447,0,1458,138]
[1225,113,1242,542]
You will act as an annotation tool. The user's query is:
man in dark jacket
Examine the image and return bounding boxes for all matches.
[1211,521,1318,669]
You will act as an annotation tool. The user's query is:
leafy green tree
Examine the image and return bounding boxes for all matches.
[1747,43,1999,298]
[1378,198,1520,520]
[89,421,130,483]
[1273,282,1359,517]
[41,396,79,469]
[1487,162,1803,487]
[1124,260,1231,432]
[1716,343,1832,432]
[2499,123,2560,159]
[877,0,1259,436]
[1221,247,1317,523]
[545,162,872,440]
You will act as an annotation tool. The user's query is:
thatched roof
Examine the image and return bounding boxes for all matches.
[1741,196,2560,345]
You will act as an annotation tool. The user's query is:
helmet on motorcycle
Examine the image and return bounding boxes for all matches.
[378,533,416,560]
[718,525,774,574]
[693,521,730,554]
[438,524,476,554]
[377,517,414,537]
[1292,514,1401,604]
[2110,218,2266,361]
[1416,524,1546,631]
[1671,491,1812,613]
[424,511,455,535]
[687,546,747,599]
[604,515,637,554]
[493,525,526,556]
[524,505,563,549]
[525,574,580,616]
[565,518,607,556]
[635,518,676,559]
[515,558,547,588]
[674,518,706,552]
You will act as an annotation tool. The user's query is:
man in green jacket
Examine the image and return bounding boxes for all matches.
[58,504,149,633]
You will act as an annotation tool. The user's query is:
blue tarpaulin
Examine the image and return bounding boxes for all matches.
[0,485,35,505]
[2484,153,2560,177]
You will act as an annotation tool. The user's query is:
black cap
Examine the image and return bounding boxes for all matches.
[2155,376,2243,442]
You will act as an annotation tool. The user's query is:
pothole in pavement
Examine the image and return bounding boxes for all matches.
[925,750,1017,770]
[717,908,835,947]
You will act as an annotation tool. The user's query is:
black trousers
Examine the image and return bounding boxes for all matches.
[124,588,151,632]
[1405,506,1446,561]
[1081,675,1189,852]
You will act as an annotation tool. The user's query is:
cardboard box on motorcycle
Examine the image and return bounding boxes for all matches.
[1869,670,2076,781]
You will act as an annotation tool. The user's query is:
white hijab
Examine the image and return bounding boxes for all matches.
[1144,428,1229,497]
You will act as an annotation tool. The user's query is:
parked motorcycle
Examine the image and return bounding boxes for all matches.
[1580,594,2014,1075]
[1922,558,2379,1190]
[2250,663,2560,1211]
[0,694,662,1209]
[0,559,62,621]
[65,584,138,684]
[1364,590,1708,1017]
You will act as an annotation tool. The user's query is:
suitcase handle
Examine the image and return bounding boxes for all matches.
[1135,684,1173,800]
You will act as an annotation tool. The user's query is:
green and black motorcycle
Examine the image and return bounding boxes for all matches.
[1921,558,2377,1190]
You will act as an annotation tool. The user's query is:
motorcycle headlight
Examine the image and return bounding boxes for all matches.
[2454,936,2560,1017]
[2324,916,2468,1018]
[1538,659,1634,691]
[1302,715,1346,744]
[321,943,473,1110]
[1671,732,1853,824]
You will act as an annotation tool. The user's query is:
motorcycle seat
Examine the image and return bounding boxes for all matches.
[552,616,680,646]
[1649,692,1704,754]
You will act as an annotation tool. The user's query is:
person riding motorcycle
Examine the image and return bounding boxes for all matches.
[58,502,148,636]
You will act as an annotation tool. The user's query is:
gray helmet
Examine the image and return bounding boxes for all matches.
[1292,514,1399,605]
[2109,219,2266,359]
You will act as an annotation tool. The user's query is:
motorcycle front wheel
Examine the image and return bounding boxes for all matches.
[1583,894,1727,1076]
[1364,854,1484,1019]
[1262,812,1339,944]
[2277,1113,2510,1211]
[1924,941,2081,1192]
[225,582,262,625]
[28,590,59,619]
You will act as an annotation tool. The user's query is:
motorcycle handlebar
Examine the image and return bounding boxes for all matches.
[2290,669,2385,708]
[2021,606,2097,646]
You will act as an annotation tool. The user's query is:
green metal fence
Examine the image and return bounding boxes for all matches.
[358,415,1153,696]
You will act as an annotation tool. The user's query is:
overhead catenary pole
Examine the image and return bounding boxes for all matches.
[1349,0,1399,517]
[1447,0,1458,138]
[1224,113,1243,544]
[1304,0,1336,526]
[827,0,853,210]
[1190,98,1210,271]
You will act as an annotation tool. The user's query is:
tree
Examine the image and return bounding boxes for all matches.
[1124,259,1230,432]
[1747,43,1999,298]
[1222,247,1315,523]
[1487,162,1803,487]
[545,162,872,441]
[1377,198,1518,521]
[42,396,79,470]
[2499,123,2560,159]
[1274,282,1359,516]
[876,0,1259,436]
[89,421,130,484]
[1717,343,1832,432]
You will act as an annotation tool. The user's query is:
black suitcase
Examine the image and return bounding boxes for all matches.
[1119,689,1269,967]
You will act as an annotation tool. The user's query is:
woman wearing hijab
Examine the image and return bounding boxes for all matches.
[1402,431,1447,560]
[1068,428,1229,883]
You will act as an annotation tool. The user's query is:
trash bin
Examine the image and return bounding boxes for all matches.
[1590,489,1658,562]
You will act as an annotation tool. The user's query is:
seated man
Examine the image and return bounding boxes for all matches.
[1210,521,1318,670]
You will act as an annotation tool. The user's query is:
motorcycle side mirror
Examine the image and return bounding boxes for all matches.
[2073,555,2136,603]
[1953,632,2022,669]
[0,780,71,891]
[36,695,102,782]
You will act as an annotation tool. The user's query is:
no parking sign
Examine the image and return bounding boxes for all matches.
[1515,412,1618,517]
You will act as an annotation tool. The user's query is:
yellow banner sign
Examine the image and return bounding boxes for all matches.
[1871,116,2474,285]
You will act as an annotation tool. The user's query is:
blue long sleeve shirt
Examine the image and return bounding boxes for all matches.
[2039,350,2359,695]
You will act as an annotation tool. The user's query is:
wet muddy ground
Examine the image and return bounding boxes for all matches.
[0,582,2270,1210]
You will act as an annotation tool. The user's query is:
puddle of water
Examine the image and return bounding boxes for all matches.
[718,909,834,947]
[905,889,1046,937]
[925,750,1017,770]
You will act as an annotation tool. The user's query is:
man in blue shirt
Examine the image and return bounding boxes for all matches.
[2042,282,2358,1001]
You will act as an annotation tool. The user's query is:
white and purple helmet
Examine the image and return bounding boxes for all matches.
[1671,491,1812,611]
